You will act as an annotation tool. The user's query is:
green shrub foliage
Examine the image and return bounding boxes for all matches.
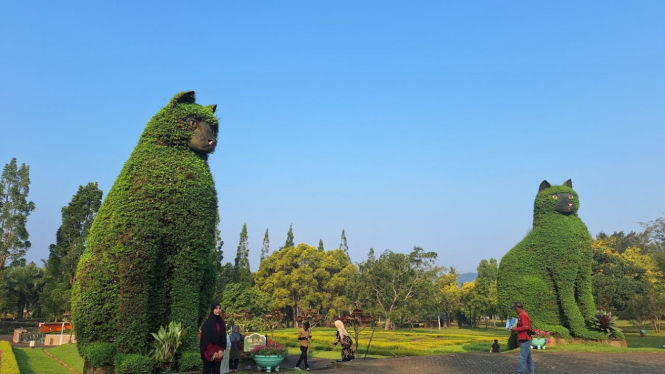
[72,91,220,358]
[84,342,117,367]
[116,354,154,374]
[178,351,203,372]
[497,180,607,340]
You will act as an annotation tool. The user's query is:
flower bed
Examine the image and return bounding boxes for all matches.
[249,339,288,358]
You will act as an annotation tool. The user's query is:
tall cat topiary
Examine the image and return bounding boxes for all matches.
[72,91,220,365]
[497,180,608,340]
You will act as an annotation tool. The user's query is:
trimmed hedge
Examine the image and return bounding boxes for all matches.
[84,342,116,368]
[72,91,220,359]
[0,341,20,374]
[498,180,607,340]
[115,354,153,374]
[178,351,202,372]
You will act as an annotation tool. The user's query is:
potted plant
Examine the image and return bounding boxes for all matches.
[250,339,288,372]
[530,329,551,349]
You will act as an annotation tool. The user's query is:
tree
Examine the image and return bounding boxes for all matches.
[641,217,665,271]
[340,229,348,254]
[473,258,498,325]
[460,281,483,327]
[596,230,651,254]
[641,217,665,253]
[436,267,461,328]
[260,228,270,262]
[233,223,251,287]
[591,239,646,313]
[316,249,356,324]
[0,158,36,269]
[214,262,234,303]
[283,224,294,249]
[254,244,353,327]
[4,262,45,317]
[41,182,103,320]
[221,283,273,331]
[357,246,437,330]
[318,239,324,252]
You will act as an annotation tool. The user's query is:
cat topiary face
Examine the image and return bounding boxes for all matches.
[534,179,579,220]
[139,91,219,155]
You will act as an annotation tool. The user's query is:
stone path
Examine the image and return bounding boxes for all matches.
[284,351,665,374]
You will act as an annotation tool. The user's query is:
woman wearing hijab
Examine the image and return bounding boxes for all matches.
[229,326,243,372]
[199,303,227,374]
[219,324,231,374]
[332,320,354,362]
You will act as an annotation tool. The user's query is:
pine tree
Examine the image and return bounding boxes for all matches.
[0,158,36,269]
[284,223,294,248]
[260,228,270,262]
[318,239,324,252]
[367,247,375,262]
[340,229,348,254]
[42,183,103,319]
[234,223,251,286]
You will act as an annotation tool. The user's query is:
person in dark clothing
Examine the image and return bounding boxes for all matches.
[295,321,311,370]
[229,325,243,372]
[490,339,501,353]
[200,303,227,374]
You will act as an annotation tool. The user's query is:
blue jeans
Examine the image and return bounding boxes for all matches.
[517,340,534,374]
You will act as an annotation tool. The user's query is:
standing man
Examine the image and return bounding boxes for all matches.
[510,302,534,374]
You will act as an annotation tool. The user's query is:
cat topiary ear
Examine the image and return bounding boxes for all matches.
[170,91,196,107]
[539,180,551,192]
[206,104,217,114]
[563,179,573,188]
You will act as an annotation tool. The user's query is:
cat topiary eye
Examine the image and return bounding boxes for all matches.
[552,195,558,199]
[569,195,574,199]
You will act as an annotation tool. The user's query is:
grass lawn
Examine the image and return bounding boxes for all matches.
[45,343,85,372]
[11,320,664,373]
[271,325,513,357]
[13,347,76,374]
[270,320,665,357]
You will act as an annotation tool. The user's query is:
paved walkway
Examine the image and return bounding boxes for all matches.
[281,351,665,374]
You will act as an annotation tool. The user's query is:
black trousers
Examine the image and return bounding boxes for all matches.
[230,358,239,370]
[202,359,221,374]
[295,346,309,368]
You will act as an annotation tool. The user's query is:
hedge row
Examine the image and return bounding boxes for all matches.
[0,341,20,374]
[114,353,153,374]
[72,91,220,358]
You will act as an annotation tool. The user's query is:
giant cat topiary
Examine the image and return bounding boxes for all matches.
[72,91,220,361]
[497,180,609,340]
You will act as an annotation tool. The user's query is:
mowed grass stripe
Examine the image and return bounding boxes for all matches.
[13,348,76,374]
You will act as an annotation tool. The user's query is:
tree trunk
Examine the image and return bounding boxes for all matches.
[384,317,391,330]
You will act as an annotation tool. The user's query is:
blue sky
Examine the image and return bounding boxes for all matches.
[2,1,664,274]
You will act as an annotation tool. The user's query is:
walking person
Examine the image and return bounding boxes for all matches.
[219,324,231,374]
[510,302,534,374]
[332,320,354,362]
[200,303,227,374]
[295,321,311,371]
[229,326,243,372]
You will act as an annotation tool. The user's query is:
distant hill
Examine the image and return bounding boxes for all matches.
[459,272,477,286]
